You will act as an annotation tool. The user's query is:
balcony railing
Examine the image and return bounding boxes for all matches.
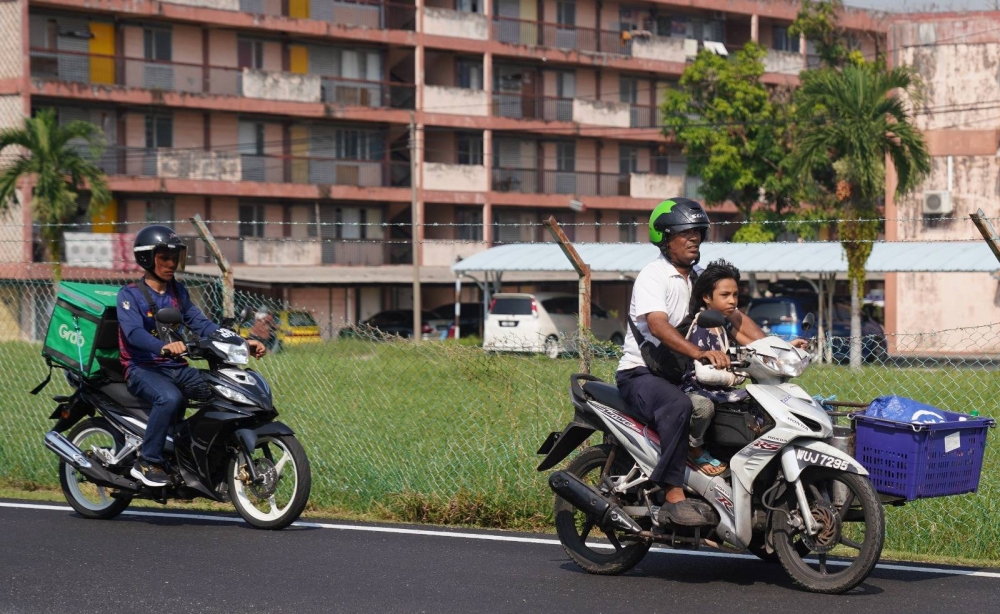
[490,17,630,56]
[237,0,416,30]
[102,147,411,188]
[183,235,406,266]
[30,49,415,109]
[492,93,573,121]
[490,93,657,127]
[492,168,630,196]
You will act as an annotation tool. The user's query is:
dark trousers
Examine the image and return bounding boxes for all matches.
[126,365,208,464]
[616,367,693,486]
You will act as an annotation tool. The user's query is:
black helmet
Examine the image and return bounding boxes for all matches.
[648,198,710,246]
[134,225,187,273]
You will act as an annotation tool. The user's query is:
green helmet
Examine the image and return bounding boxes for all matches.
[648,198,710,245]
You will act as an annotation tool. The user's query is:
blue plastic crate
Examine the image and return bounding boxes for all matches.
[852,411,995,501]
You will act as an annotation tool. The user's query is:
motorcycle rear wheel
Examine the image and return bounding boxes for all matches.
[228,434,311,530]
[554,445,651,575]
[773,469,885,594]
[59,418,133,520]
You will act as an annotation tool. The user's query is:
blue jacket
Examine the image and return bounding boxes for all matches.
[117,279,218,375]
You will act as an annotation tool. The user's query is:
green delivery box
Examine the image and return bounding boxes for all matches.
[42,282,122,378]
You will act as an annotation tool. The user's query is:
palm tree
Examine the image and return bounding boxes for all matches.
[0,108,111,282]
[794,63,930,369]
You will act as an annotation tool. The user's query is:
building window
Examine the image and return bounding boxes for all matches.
[620,76,639,104]
[619,211,640,242]
[143,28,172,62]
[146,199,175,223]
[457,59,483,90]
[556,71,576,99]
[456,207,483,241]
[237,38,265,69]
[144,115,173,149]
[619,145,639,175]
[556,142,575,172]
[556,0,575,26]
[239,203,266,238]
[456,0,481,13]
[457,132,484,165]
[773,26,800,53]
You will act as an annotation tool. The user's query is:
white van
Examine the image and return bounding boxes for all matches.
[483,292,625,358]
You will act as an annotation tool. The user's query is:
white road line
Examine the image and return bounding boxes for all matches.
[3,501,999,580]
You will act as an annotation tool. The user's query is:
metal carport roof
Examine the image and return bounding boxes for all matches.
[451,242,997,275]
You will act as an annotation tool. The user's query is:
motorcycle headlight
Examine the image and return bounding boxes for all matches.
[214,384,255,406]
[213,340,249,365]
[774,348,807,377]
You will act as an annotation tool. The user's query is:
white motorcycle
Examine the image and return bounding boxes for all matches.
[537,311,885,593]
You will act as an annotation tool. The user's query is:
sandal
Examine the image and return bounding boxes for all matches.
[691,452,728,476]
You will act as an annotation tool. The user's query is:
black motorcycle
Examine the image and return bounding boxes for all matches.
[44,307,311,530]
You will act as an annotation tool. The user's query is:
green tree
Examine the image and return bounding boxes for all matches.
[789,0,849,68]
[793,63,929,368]
[0,108,111,282]
[662,42,797,238]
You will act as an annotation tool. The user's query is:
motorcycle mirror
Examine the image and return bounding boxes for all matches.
[802,313,815,333]
[696,309,727,329]
[238,306,252,323]
[156,308,183,326]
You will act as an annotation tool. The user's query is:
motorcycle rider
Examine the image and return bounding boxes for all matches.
[117,225,266,487]
[616,198,766,526]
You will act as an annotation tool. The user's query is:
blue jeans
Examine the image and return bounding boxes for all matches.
[126,365,209,464]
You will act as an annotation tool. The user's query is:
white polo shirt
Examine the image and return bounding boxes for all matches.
[617,254,702,372]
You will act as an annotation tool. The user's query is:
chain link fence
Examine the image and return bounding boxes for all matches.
[0,232,997,562]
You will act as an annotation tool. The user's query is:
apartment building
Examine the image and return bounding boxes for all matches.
[886,12,1000,353]
[0,0,883,334]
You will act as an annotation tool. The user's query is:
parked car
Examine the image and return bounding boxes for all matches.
[745,296,887,363]
[431,302,485,339]
[483,292,625,358]
[341,309,452,341]
[239,309,321,351]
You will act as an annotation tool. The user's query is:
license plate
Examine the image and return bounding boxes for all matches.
[500,320,518,327]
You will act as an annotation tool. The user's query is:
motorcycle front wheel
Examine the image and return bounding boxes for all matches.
[228,433,311,530]
[772,469,885,594]
[59,418,133,520]
[554,445,651,575]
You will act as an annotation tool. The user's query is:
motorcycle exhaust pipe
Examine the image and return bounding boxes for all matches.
[43,431,140,492]
[549,470,643,535]
[45,431,92,469]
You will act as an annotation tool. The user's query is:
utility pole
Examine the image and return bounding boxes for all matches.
[971,208,1000,265]
[410,113,422,342]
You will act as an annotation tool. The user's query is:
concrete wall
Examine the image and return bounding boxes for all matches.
[0,1,22,79]
[632,36,688,64]
[242,69,322,103]
[243,238,322,265]
[423,163,488,191]
[576,69,597,99]
[764,49,802,75]
[166,0,240,10]
[211,113,239,150]
[422,240,488,267]
[211,30,238,67]
[573,98,629,127]
[174,110,204,148]
[288,286,350,337]
[631,172,684,199]
[210,197,240,237]
[424,85,488,116]
[423,8,488,40]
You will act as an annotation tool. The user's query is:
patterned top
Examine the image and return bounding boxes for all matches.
[681,315,748,405]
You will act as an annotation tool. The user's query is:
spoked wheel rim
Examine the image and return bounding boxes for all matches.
[774,470,885,593]
[554,449,650,569]
[63,426,120,512]
[231,436,300,523]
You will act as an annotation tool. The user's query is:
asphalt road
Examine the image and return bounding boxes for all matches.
[1,500,997,614]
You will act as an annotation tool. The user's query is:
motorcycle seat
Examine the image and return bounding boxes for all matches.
[582,381,645,422]
[100,383,153,417]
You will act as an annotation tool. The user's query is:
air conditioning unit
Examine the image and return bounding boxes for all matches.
[923,190,953,215]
